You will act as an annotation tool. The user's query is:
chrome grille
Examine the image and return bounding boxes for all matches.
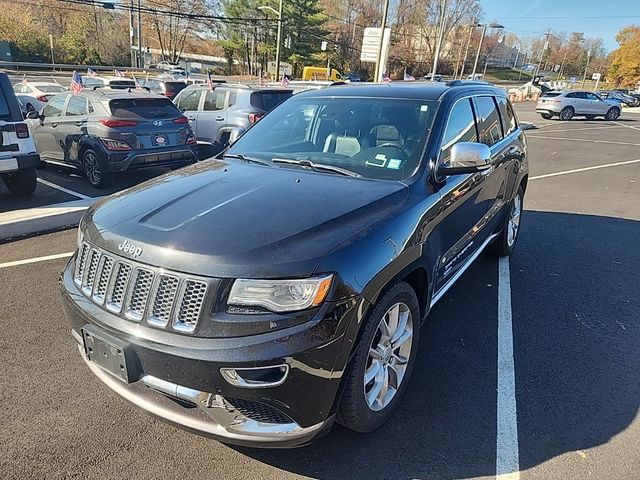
[148,274,179,327]
[73,243,209,334]
[174,280,208,333]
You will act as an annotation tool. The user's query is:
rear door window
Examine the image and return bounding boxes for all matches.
[109,98,181,119]
[0,88,11,121]
[65,96,87,116]
[474,96,504,146]
[440,98,477,161]
[495,96,518,136]
[203,90,226,111]
[43,94,68,117]
[250,91,293,111]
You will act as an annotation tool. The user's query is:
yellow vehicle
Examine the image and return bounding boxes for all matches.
[302,66,343,81]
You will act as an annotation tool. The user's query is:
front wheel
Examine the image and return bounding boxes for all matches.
[82,148,112,188]
[338,282,420,432]
[605,107,620,120]
[488,186,524,257]
[2,167,37,196]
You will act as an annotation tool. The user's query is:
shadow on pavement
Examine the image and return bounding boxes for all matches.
[235,211,639,480]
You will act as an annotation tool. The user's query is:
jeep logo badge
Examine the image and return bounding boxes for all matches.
[118,240,143,258]
[152,120,163,126]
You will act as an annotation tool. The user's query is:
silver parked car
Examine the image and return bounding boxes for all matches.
[536,91,621,121]
[27,90,197,188]
[173,84,292,154]
[13,81,68,110]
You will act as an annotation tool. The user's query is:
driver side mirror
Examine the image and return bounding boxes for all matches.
[438,142,492,176]
[26,110,40,120]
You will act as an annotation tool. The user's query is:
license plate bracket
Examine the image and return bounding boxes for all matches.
[152,134,168,146]
[82,326,133,383]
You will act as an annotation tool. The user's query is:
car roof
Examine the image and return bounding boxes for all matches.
[21,81,63,87]
[293,81,503,100]
[84,76,136,82]
[77,90,165,100]
[184,83,291,92]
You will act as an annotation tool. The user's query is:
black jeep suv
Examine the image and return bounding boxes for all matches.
[60,81,528,447]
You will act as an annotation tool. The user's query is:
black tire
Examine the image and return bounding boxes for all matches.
[488,186,524,257]
[605,107,620,121]
[338,282,420,433]
[540,113,552,119]
[3,167,37,196]
[559,106,574,121]
[82,148,112,188]
[585,115,596,120]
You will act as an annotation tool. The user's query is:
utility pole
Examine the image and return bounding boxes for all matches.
[275,0,283,80]
[459,24,474,79]
[430,0,447,81]
[129,0,135,67]
[513,45,520,69]
[137,0,143,68]
[557,49,568,80]
[374,0,390,82]
[581,49,591,88]
[49,34,55,67]
[533,29,551,79]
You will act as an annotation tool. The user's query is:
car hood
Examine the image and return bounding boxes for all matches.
[83,160,409,278]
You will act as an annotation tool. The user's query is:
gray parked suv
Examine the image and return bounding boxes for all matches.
[173,84,292,153]
[29,90,197,188]
[536,90,621,120]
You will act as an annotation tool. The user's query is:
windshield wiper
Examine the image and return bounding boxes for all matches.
[271,157,360,177]
[223,153,272,167]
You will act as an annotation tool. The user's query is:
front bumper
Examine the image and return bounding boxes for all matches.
[60,260,354,447]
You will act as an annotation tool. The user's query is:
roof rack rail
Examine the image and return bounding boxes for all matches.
[445,80,492,87]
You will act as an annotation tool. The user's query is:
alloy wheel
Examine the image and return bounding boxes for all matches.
[363,302,413,412]
[507,193,522,247]
[84,152,101,186]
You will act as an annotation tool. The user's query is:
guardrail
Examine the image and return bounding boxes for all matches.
[0,60,150,73]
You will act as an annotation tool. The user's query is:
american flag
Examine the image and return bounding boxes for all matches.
[207,72,214,90]
[403,70,415,81]
[70,70,84,93]
[21,74,27,85]
[114,69,125,78]
[281,74,289,87]
[86,68,97,77]
[382,73,391,82]
[132,74,143,90]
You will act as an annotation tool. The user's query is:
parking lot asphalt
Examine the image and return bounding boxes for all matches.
[0,103,638,479]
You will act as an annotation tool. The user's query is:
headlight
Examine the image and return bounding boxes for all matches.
[76,226,84,248]
[228,275,333,313]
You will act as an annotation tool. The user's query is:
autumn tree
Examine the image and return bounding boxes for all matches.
[608,25,640,87]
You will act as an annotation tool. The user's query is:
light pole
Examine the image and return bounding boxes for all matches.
[430,0,447,81]
[258,2,283,80]
[459,23,474,79]
[374,0,390,82]
[137,0,143,68]
[513,45,520,69]
[581,49,591,88]
[471,23,503,78]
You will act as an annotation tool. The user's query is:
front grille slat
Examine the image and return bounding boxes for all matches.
[73,242,208,334]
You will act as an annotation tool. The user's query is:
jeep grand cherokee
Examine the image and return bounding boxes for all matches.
[60,81,528,447]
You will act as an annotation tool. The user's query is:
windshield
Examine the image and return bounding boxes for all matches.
[39,84,67,93]
[228,96,438,181]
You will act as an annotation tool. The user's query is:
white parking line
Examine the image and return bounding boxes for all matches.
[612,120,640,132]
[0,252,73,269]
[532,125,619,134]
[496,256,520,480]
[37,178,91,200]
[530,158,640,181]
[525,135,640,147]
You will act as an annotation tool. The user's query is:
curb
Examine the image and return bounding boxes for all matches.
[0,197,98,243]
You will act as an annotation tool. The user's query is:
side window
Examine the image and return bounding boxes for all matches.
[474,96,504,146]
[42,94,68,118]
[585,93,599,101]
[176,89,201,111]
[496,96,517,136]
[21,85,32,93]
[227,92,236,108]
[565,92,578,99]
[65,96,87,116]
[203,90,226,111]
[440,98,477,161]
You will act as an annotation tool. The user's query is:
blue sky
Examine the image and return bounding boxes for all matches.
[480,0,639,51]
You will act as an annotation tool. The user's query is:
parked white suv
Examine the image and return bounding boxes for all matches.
[0,73,40,195]
[536,91,621,121]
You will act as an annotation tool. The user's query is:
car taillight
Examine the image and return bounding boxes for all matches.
[15,123,29,139]
[248,113,262,124]
[99,119,139,127]
[187,132,197,144]
[100,138,132,151]
[173,116,189,124]
[36,95,49,102]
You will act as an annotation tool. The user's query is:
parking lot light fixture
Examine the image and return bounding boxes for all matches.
[258,1,283,80]
[471,22,504,78]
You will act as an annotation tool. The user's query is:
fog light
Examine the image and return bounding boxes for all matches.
[220,365,289,388]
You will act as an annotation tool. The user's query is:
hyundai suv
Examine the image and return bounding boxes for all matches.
[174,84,292,154]
[60,81,528,447]
[29,90,197,188]
[0,72,40,195]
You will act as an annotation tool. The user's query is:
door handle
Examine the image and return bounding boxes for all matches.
[51,123,58,128]
[215,116,224,121]
[187,116,196,121]
[74,121,84,126]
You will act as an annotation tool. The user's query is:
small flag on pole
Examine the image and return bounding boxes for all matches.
[382,73,391,82]
[281,74,290,87]
[21,74,27,85]
[114,69,125,78]
[132,74,143,90]
[403,70,415,81]
[70,70,84,93]
[207,72,214,90]
[86,68,97,77]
